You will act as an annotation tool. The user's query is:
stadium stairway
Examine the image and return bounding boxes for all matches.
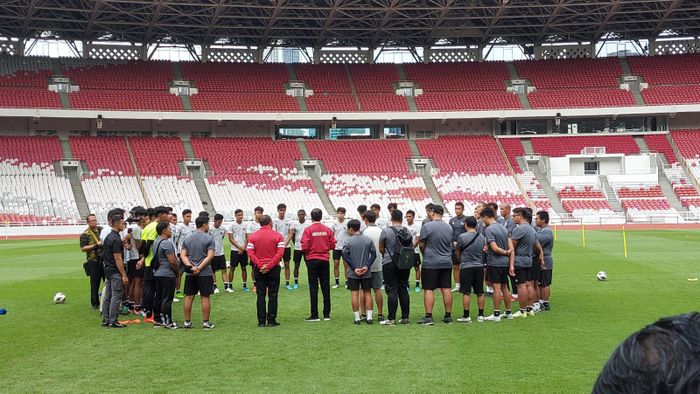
[507,62,532,110]
[295,139,336,215]
[495,137,534,208]
[172,63,192,111]
[286,64,308,112]
[520,138,566,213]
[599,175,624,212]
[343,65,362,111]
[407,140,446,209]
[395,64,418,111]
[654,156,688,212]
[124,137,150,207]
[189,166,216,216]
[633,135,650,152]
[619,57,646,106]
[58,135,89,218]
[180,137,195,158]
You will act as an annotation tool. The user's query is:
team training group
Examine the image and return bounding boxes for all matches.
[80,201,554,329]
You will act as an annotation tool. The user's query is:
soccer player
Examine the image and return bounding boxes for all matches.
[405,210,422,292]
[342,219,376,324]
[331,207,348,289]
[126,207,147,313]
[140,206,169,323]
[455,216,486,323]
[101,214,128,328]
[482,207,513,322]
[291,209,310,289]
[170,212,178,226]
[361,210,385,322]
[152,220,179,329]
[357,204,368,232]
[370,203,388,229]
[536,211,554,311]
[209,213,228,294]
[80,214,103,309]
[173,209,194,300]
[301,208,336,322]
[509,208,543,318]
[272,203,294,290]
[449,202,468,293]
[379,209,412,325]
[228,209,249,292]
[417,205,454,325]
[247,215,285,327]
[387,203,398,214]
[181,215,216,329]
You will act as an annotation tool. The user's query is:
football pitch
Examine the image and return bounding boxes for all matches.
[1,229,698,393]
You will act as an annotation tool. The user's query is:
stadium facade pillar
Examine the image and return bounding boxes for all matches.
[423,46,430,63]
[202,46,209,62]
[256,48,264,64]
[82,41,90,59]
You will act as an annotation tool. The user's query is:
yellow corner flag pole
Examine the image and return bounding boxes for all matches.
[553,224,558,241]
[622,225,628,258]
[581,222,586,248]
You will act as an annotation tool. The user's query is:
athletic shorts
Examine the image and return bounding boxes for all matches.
[347,277,372,291]
[332,249,342,261]
[371,271,383,290]
[413,252,422,267]
[184,274,214,297]
[293,250,304,265]
[539,269,553,287]
[529,263,541,282]
[451,250,460,266]
[421,268,451,290]
[211,255,227,271]
[486,266,509,284]
[514,267,530,284]
[459,267,484,295]
[127,259,144,279]
[230,251,248,268]
[283,248,291,261]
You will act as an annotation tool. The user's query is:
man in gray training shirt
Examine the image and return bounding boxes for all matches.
[482,207,513,322]
[509,208,543,319]
[181,215,216,329]
[379,209,412,325]
[536,211,554,311]
[342,219,376,324]
[418,205,454,325]
[152,221,179,329]
[455,216,486,323]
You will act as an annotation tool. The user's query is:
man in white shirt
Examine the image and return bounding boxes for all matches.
[370,203,388,229]
[405,209,422,293]
[273,203,295,290]
[209,213,228,294]
[331,207,348,289]
[228,209,250,292]
[291,209,311,289]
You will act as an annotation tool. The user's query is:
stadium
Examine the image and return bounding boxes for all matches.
[1,1,699,392]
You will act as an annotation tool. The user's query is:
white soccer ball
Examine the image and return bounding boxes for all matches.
[53,292,66,304]
[596,271,608,281]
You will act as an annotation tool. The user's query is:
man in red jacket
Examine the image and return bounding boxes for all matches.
[247,215,285,327]
[301,208,336,322]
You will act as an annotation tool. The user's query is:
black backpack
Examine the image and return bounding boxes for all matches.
[389,226,415,270]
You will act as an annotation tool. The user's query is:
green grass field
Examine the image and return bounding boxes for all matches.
[1,229,698,393]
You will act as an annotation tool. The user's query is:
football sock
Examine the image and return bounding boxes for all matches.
[335,278,339,285]
[478,309,484,317]
[526,306,533,312]
[294,278,299,285]
[415,281,420,287]
[445,312,451,318]
[505,309,512,315]
[367,310,374,320]
[494,310,501,317]
[426,313,432,318]
[286,281,289,286]
[463,310,469,318]
[353,311,360,321]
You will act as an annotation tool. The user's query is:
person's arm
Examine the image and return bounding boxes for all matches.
[112,240,128,285]
[197,245,215,271]
[378,230,387,255]
[366,242,377,270]
[165,249,178,273]
[80,233,102,253]
[342,244,355,270]
[180,247,193,268]
[455,238,463,262]
[247,238,262,269]
[267,239,285,271]
[328,228,336,251]
[286,228,294,248]
[534,240,545,269]
[301,227,310,253]
[488,241,510,256]
[508,238,517,276]
[418,225,428,254]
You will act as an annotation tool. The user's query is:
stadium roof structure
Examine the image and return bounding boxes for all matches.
[1,0,699,49]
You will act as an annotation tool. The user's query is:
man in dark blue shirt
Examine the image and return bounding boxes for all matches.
[101,214,128,328]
